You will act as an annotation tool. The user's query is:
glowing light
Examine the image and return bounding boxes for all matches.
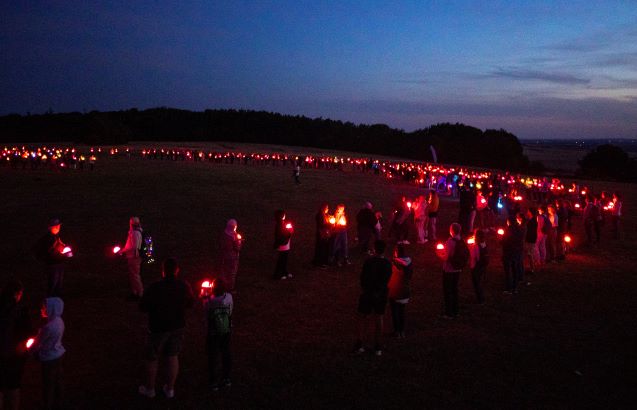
[497,228,505,236]
[237,233,242,240]
[513,195,523,201]
[112,246,121,254]
[564,235,572,243]
[61,246,72,254]
[26,338,35,349]
[480,198,487,204]
[406,202,412,209]
[467,237,475,245]
[285,223,293,230]
[497,202,504,209]
[436,243,445,250]
[581,190,586,195]
[201,280,213,289]
[329,217,336,225]
[337,216,347,226]
[574,203,581,209]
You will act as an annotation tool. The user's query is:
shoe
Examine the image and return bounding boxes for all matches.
[211,383,220,392]
[503,290,513,295]
[402,240,411,245]
[222,379,232,388]
[352,345,365,355]
[138,385,156,399]
[525,281,532,286]
[162,385,174,399]
[345,259,352,265]
[375,349,383,356]
[280,276,287,280]
[287,273,293,278]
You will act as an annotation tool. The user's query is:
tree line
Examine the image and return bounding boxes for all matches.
[0,108,541,172]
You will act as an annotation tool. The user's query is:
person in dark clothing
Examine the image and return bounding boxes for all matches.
[458,187,476,234]
[312,204,331,268]
[33,219,72,297]
[356,202,376,254]
[139,258,195,400]
[470,229,489,304]
[0,279,33,410]
[525,208,539,273]
[502,214,526,294]
[353,240,392,356]
[556,200,569,260]
[273,210,293,279]
[387,244,413,338]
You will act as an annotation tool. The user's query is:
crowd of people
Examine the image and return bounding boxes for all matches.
[0,144,626,407]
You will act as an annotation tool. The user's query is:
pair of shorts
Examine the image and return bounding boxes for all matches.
[145,329,184,361]
[0,356,27,389]
[358,292,387,315]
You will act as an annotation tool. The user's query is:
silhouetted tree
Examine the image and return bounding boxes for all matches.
[578,144,636,182]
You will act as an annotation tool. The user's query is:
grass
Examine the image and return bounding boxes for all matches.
[2,147,637,409]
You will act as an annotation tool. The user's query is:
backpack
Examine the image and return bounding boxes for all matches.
[449,238,470,270]
[208,306,231,335]
[136,229,155,264]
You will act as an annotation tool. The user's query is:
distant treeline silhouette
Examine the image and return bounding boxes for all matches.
[0,107,540,172]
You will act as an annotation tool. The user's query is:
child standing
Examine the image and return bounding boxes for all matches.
[203,281,233,391]
[32,297,65,410]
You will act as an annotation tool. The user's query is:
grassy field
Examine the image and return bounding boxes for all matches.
[2,146,637,409]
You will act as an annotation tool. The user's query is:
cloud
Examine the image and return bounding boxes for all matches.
[592,52,637,69]
[391,79,428,85]
[489,67,590,85]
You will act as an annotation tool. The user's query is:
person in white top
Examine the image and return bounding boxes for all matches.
[119,216,144,298]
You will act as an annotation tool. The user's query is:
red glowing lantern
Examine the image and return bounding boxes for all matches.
[436,243,445,250]
[112,245,121,254]
[564,235,572,243]
[201,280,213,289]
[329,216,336,225]
[406,201,412,209]
[467,237,475,245]
[285,223,293,230]
[26,338,35,349]
[237,233,242,240]
[497,228,505,236]
[574,203,581,209]
[61,246,72,255]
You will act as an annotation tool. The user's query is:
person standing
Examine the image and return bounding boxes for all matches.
[312,204,331,267]
[426,190,439,242]
[525,208,539,273]
[502,215,526,294]
[119,217,144,299]
[387,244,413,338]
[356,202,376,254]
[218,219,242,291]
[353,240,392,356]
[470,229,489,304]
[0,279,33,410]
[330,205,350,266]
[610,192,623,240]
[413,195,428,244]
[33,219,72,297]
[202,280,233,391]
[273,210,293,280]
[138,258,195,399]
[439,223,468,318]
[31,297,65,410]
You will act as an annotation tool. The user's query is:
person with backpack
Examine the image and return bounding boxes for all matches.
[138,258,195,400]
[33,219,72,297]
[118,216,144,299]
[470,229,489,304]
[387,244,413,338]
[440,223,469,318]
[202,280,233,391]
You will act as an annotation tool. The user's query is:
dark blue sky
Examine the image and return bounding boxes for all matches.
[2,1,636,139]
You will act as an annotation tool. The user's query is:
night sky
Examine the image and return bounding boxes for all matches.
[2,1,636,139]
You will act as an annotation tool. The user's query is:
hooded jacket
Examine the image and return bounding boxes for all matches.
[34,297,65,362]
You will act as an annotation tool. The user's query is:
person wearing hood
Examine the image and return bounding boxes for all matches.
[218,219,242,291]
[31,297,65,410]
[387,245,413,338]
[118,216,144,299]
[0,279,33,410]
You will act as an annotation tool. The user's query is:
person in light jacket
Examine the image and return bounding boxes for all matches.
[119,217,144,298]
[32,297,65,410]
